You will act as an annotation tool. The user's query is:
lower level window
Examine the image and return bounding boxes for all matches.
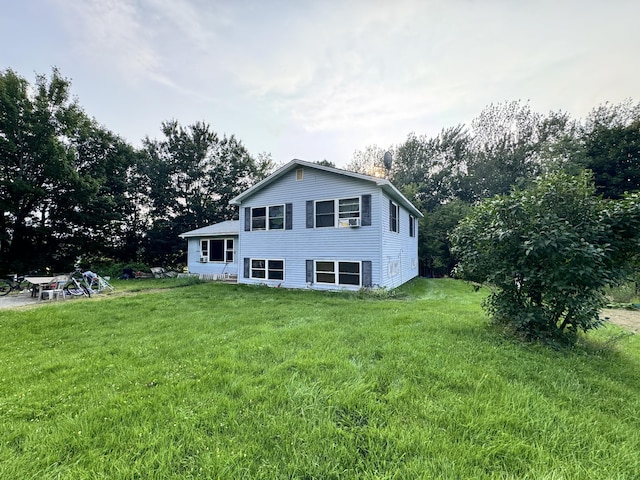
[251,259,285,281]
[315,260,360,286]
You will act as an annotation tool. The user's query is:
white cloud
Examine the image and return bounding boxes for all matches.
[54,1,153,77]
[26,0,640,165]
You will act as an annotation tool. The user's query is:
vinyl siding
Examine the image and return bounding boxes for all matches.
[184,237,239,276]
[237,167,383,290]
[380,194,420,288]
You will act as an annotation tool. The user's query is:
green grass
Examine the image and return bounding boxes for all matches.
[1,278,639,479]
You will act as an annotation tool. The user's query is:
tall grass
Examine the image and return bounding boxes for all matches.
[1,279,638,478]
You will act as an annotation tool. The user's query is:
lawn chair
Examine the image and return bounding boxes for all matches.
[39,275,68,301]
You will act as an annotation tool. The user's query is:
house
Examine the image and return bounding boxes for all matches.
[179,159,423,290]
[179,220,239,279]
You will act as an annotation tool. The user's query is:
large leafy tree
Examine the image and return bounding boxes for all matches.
[0,68,139,273]
[582,101,640,199]
[140,120,271,265]
[451,171,640,343]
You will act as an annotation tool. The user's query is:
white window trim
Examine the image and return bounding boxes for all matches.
[201,238,234,263]
[251,204,285,231]
[314,260,361,287]
[390,201,399,233]
[314,196,361,228]
[250,258,285,281]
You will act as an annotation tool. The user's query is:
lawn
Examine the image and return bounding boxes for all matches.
[1,278,639,479]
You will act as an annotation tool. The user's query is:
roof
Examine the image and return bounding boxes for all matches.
[179,220,239,238]
[230,159,424,218]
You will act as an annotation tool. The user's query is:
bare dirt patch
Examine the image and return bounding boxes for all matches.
[602,308,640,333]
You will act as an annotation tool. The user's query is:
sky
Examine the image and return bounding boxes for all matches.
[2,0,639,167]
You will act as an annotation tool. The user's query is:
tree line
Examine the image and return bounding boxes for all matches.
[0,68,273,274]
[1,67,638,277]
[349,100,640,277]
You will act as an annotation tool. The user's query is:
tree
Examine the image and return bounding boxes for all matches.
[419,200,471,277]
[582,101,640,199]
[451,171,640,343]
[394,126,469,210]
[139,120,270,265]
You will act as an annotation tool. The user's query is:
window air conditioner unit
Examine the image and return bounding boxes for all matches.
[200,256,208,263]
[348,218,360,228]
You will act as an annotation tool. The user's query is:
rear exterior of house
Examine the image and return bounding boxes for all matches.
[229,160,422,290]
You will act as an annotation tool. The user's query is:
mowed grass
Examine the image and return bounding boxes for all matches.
[1,279,639,479]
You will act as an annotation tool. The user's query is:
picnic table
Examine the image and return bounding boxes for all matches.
[25,276,66,300]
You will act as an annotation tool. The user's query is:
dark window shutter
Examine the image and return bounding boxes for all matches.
[306,260,314,283]
[244,207,251,231]
[306,201,314,228]
[285,203,293,230]
[361,194,371,226]
[362,261,372,287]
[397,207,400,234]
[244,258,250,278]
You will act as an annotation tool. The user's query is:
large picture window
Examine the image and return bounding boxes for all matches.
[315,260,360,286]
[201,238,234,262]
[250,259,285,281]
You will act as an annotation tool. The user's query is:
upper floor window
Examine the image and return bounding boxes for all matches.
[309,196,363,228]
[269,205,285,230]
[315,200,335,227]
[250,205,286,230]
[409,215,415,237]
[389,201,399,232]
[338,197,360,226]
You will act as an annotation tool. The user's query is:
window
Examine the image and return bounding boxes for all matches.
[338,261,360,285]
[296,168,304,181]
[251,205,285,230]
[251,259,266,278]
[251,207,266,230]
[267,260,284,280]
[409,215,415,237]
[389,201,399,232]
[210,239,224,261]
[307,195,370,229]
[268,205,284,230]
[201,238,234,262]
[315,200,335,228]
[315,261,335,283]
[225,239,234,262]
[338,197,360,226]
[315,260,360,286]
[201,240,208,261]
[250,259,285,280]
[314,197,361,228]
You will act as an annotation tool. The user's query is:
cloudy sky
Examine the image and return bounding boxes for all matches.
[3,0,639,167]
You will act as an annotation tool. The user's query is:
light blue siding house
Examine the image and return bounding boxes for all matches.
[181,159,423,290]
[179,220,239,279]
